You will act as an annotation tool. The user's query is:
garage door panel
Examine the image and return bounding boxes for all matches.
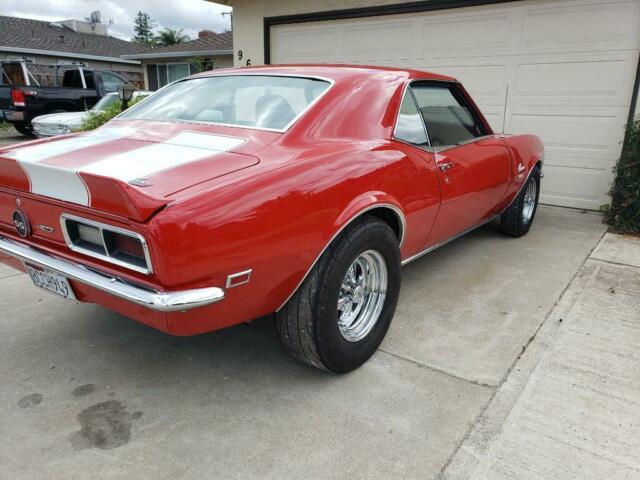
[510,113,624,157]
[540,165,610,209]
[513,56,636,106]
[270,0,640,209]
[273,26,339,60]
[343,21,415,55]
[520,1,640,52]
[421,14,512,55]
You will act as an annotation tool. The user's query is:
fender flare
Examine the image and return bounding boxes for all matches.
[276,193,406,312]
[502,158,543,213]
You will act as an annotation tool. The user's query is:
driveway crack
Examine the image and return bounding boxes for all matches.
[377,348,497,389]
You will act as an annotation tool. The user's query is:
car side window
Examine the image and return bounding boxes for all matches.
[101,72,125,93]
[411,84,485,147]
[394,88,428,146]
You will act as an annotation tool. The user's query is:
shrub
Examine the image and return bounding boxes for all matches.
[606,116,640,233]
[77,96,144,132]
[187,56,214,74]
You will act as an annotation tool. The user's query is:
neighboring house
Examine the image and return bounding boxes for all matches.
[121,30,233,91]
[0,15,146,88]
[208,0,640,211]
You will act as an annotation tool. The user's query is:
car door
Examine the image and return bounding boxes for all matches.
[100,72,126,94]
[411,82,512,244]
[391,84,442,257]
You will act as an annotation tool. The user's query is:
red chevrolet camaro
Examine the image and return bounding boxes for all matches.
[0,65,543,372]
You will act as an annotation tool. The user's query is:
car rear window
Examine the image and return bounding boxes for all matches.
[119,75,332,131]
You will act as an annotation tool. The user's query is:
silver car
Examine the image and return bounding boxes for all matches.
[32,91,150,138]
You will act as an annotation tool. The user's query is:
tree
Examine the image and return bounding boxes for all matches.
[187,56,214,74]
[133,11,156,46]
[155,28,190,47]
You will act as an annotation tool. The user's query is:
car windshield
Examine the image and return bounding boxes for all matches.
[93,93,119,112]
[118,75,332,131]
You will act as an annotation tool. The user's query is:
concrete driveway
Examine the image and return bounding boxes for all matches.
[0,125,26,147]
[0,206,606,479]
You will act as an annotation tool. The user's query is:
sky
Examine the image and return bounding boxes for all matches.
[0,0,232,40]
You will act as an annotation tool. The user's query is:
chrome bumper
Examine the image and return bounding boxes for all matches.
[2,110,24,122]
[0,235,225,312]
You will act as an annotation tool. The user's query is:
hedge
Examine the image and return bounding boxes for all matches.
[78,96,144,132]
[606,116,640,233]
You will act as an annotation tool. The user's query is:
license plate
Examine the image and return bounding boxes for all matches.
[25,264,76,300]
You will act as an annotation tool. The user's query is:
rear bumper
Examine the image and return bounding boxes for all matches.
[0,235,225,312]
[1,110,25,122]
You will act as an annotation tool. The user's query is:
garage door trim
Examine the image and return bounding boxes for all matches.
[263,0,525,64]
[627,53,640,127]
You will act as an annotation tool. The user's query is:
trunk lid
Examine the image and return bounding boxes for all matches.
[0,120,279,221]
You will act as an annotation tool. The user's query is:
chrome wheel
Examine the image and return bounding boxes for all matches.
[337,250,388,342]
[522,176,537,224]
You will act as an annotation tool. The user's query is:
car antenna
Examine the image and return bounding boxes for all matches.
[500,84,509,137]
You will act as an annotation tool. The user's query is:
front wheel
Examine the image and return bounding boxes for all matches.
[275,216,401,373]
[500,165,541,237]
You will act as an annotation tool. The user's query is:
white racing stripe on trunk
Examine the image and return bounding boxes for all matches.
[166,131,246,151]
[81,132,246,182]
[4,127,133,163]
[3,127,134,205]
[3,129,245,206]
[25,166,90,205]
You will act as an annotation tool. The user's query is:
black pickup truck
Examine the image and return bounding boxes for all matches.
[1,62,129,136]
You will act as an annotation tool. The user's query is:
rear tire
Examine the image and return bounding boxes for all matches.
[500,165,540,237]
[275,216,401,373]
[12,122,33,137]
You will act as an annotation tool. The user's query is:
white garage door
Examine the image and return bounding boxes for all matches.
[271,0,640,209]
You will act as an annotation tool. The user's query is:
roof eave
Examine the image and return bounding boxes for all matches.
[120,49,233,60]
[0,46,142,65]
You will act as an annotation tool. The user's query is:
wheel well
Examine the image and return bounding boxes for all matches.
[364,206,404,246]
[276,204,405,312]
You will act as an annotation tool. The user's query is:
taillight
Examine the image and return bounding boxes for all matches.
[11,89,26,107]
[103,230,147,265]
[61,215,152,275]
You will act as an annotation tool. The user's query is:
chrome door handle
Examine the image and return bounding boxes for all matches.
[439,162,455,172]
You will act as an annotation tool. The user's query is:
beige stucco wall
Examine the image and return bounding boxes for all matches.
[227,0,403,66]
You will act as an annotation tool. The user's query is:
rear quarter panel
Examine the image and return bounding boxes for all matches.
[149,140,440,335]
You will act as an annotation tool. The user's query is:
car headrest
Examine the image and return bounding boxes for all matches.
[255,94,296,129]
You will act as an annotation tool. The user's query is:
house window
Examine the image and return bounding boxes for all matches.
[168,64,189,83]
[146,62,193,91]
[146,65,158,91]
